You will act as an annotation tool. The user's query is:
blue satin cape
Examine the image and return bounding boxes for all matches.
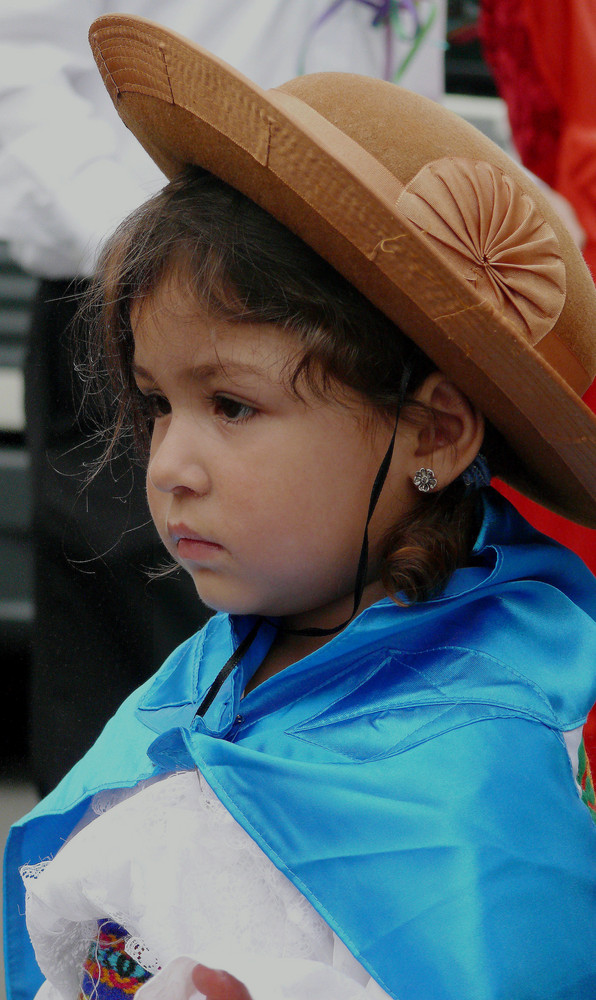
[5,491,596,1000]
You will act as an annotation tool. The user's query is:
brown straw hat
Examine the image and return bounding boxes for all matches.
[89,14,596,527]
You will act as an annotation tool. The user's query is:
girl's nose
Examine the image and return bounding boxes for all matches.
[147,417,210,496]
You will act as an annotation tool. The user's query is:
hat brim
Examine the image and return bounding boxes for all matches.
[90,14,596,527]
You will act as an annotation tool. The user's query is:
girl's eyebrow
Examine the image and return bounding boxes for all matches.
[131,360,274,382]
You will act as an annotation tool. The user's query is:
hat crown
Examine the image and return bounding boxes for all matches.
[88,15,596,523]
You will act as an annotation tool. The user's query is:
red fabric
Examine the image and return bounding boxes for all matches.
[480,0,596,278]
[479,0,596,574]
[480,0,596,773]
[521,0,596,280]
[494,376,596,574]
[585,705,596,769]
[479,0,561,188]
[496,485,596,574]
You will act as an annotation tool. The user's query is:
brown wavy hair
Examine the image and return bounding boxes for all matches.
[81,165,488,604]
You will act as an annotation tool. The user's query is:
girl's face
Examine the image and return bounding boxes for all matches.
[132,275,419,631]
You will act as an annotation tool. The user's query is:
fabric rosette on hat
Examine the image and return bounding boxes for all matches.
[89,14,596,525]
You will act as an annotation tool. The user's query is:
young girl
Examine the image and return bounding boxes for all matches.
[6,13,596,1000]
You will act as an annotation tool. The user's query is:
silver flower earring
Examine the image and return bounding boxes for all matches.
[413,468,437,493]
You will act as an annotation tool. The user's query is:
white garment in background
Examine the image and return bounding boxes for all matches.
[0,0,445,278]
[23,770,392,1000]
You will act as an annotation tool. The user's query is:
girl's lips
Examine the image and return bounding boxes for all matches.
[177,537,223,561]
[168,524,223,561]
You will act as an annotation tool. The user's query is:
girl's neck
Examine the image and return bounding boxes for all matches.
[244,631,332,695]
[245,578,387,694]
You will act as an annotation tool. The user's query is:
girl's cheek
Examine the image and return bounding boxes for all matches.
[145,481,166,536]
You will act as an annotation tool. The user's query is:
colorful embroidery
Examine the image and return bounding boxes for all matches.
[79,921,154,999]
[579,738,596,824]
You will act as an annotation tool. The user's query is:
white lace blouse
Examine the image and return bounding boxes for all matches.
[22,770,392,1000]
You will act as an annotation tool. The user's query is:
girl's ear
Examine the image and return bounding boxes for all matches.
[409,372,485,489]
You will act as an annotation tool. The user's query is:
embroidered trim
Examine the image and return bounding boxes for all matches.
[79,921,154,1000]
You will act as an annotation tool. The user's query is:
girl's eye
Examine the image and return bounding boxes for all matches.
[138,391,171,420]
[213,394,255,423]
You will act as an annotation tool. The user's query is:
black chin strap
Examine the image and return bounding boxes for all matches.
[278,357,414,638]
[195,619,262,718]
[275,407,399,638]
[195,361,414,717]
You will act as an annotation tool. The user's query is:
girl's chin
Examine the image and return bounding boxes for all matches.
[187,580,275,618]
[188,585,314,622]
[185,569,365,625]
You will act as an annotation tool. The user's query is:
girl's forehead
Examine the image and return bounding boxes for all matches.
[130,273,210,343]
[131,278,302,380]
